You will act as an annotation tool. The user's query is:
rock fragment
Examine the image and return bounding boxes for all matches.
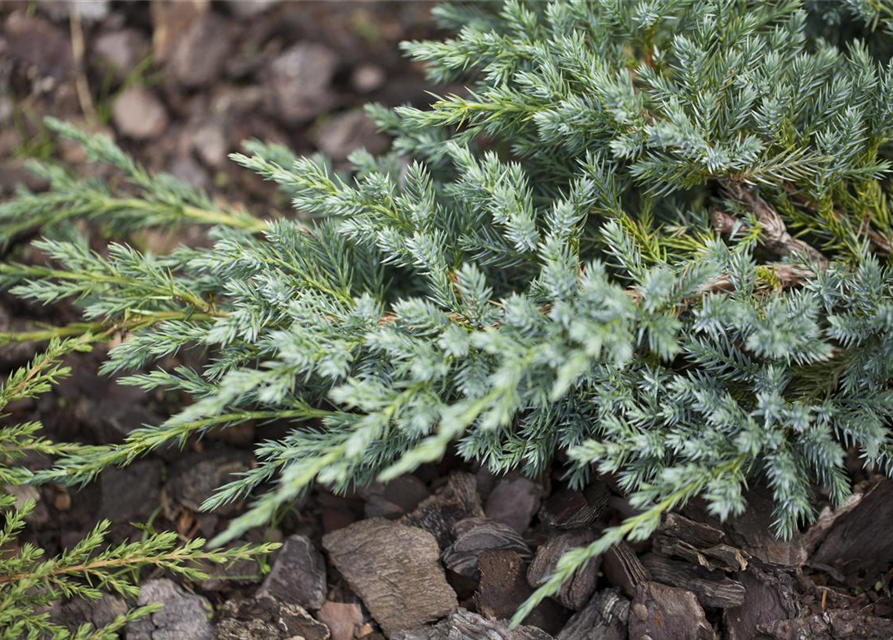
[93,29,149,79]
[112,88,169,141]
[169,12,232,88]
[4,12,72,78]
[267,42,338,124]
[312,110,388,161]
[317,601,365,640]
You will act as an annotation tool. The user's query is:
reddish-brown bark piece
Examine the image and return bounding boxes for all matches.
[557,589,629,640]
[602,542,650,598]
[642,553,746,609]
[527,529,600,610]
[722,565,797,640]
[540,483,610,530]
[443,517,530,579]
[475,550,568,635]
[628,582,717,640]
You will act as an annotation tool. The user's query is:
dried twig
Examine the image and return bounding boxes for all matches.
[720,181,827,269]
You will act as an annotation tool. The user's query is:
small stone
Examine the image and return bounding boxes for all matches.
[169,155,211,190]
[3,12,72,78]
[151,0,209,63]
[169,12,232,88]
[260,534,327,610]
[351,64,386,94]
[165,449,253,515]
[192,121,228,167]
[528,529,599,610]
[126,579,214,640]
[322,518,458,635]
[318,601,365,640]
[443,517,530,579]
[216,594,329,640]
[99,459,162,522]
[628,582,716,640]
[93,29,149,79]
[38,1,109,22]
[266,42,338,124]
[313,110,388,161]
[224,0,279,17]
[113,87,169,140]
[485,474,542,534]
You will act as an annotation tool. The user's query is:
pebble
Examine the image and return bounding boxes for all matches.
[266,42,338,124]
[112,87,170,140]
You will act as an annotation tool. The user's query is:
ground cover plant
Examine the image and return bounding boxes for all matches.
[3,0,893,632]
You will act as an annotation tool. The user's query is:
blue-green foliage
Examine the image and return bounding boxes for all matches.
[3,0,893,624]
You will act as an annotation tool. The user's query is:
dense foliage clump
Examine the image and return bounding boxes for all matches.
[3,0,893,625]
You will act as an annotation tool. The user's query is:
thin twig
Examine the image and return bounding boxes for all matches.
[721,180,827,269]
[69,5,96,123]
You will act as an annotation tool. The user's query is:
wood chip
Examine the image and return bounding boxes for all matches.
[722,565,798,640]
[540,483,610,530]
[322,518,458,636]
[602,542,650,599]
[475,550,568,635]
[486,474,543,534]
[758,609,893,640]
[654,513,749,573]
[401,472,483,550]
[641,553,745,609]
[811,479,893,580]
[628,581,717,640]
[392,608,554,640]
[442,517,530,578]
[557,589,629,640]
[723,488,805,567]
[527,529,600,610]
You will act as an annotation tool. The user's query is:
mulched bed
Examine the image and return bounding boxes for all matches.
[3,2,893,639]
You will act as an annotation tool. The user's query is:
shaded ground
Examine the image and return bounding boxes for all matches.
[2,2,893,639]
